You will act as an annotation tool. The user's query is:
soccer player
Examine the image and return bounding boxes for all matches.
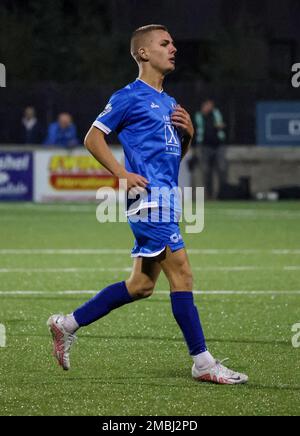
[48,25,248,385]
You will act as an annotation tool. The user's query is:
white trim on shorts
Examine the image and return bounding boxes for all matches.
[131,247,166,258]
[131,243,185,258]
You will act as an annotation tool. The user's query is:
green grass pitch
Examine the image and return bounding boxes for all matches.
[0,201,299,416]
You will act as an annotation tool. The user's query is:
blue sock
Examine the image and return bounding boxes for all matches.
[74,281,133,327]
[170,292,207,355]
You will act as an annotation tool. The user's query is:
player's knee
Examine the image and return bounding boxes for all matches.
[171,264,193,291]
[133,284,154,299]
[136,285,154,299]
[126,278,155,299]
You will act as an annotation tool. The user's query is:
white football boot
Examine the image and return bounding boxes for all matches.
[192,359,248,385]
[47,314,77,371]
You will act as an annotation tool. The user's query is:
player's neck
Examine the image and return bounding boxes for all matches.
[138,71,164,93]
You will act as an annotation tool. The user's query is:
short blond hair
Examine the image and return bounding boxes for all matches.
[130,24,169,63]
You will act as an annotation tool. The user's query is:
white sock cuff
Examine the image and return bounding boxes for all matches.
[63,313,79,333]
[193,350,215,368]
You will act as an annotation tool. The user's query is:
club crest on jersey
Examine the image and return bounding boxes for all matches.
[98,103,112,118]
[170,233,183,244]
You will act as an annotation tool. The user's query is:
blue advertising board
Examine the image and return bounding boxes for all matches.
[257,102,300,146]
[0,152,33,201]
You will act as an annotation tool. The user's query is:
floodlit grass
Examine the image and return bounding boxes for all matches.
[0,201,299,416]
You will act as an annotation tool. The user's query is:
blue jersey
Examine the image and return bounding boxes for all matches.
[93,79,182,220]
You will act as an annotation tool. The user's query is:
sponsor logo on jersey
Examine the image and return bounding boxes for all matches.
[164,121,180,155]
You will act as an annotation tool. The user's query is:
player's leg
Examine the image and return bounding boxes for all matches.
[72,256,161,328]
[159,246,210,359]
[159,247,248,385]
[126,256,162,299]
[48,257,161,370]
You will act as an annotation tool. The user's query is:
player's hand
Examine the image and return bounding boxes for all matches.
[171,105,194,139]
[121,171,149,191]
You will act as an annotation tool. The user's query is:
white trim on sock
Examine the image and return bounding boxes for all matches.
[63,314,79,333]
[193,351,215,369]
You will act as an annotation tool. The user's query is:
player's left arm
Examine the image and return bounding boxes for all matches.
[171,105,194,160]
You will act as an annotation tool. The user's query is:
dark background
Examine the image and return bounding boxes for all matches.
[0,0,300,144]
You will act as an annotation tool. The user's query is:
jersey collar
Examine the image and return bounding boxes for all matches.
[136,78,164,94]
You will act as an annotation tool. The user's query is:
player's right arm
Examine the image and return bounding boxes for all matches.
[84,126,149,189]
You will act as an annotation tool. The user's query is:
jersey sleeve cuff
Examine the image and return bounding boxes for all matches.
[93,120,112,135]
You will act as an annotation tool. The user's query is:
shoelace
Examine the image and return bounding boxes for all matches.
[65,334,77,352]
[219,358,229,365]
[214,358,238,378]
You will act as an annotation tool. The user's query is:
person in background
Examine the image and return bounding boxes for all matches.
[193,99,227,200]
[44,112,79,147]
[20,106,43,144]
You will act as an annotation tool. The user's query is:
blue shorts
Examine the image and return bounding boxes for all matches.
[128,218,185,258]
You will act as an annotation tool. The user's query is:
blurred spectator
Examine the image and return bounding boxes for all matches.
[193,99,227,200]
[44,113,79,147]
[20,106,44,144]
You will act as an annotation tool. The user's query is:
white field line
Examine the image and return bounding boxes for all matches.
[0,249,300,255]
[0,266,299,273]
[0,290,300,296]
[0,267,131,273]
[0,204,299,218]
[0,205,95,213]
[213,209,300,219]
[0,249,130,255]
